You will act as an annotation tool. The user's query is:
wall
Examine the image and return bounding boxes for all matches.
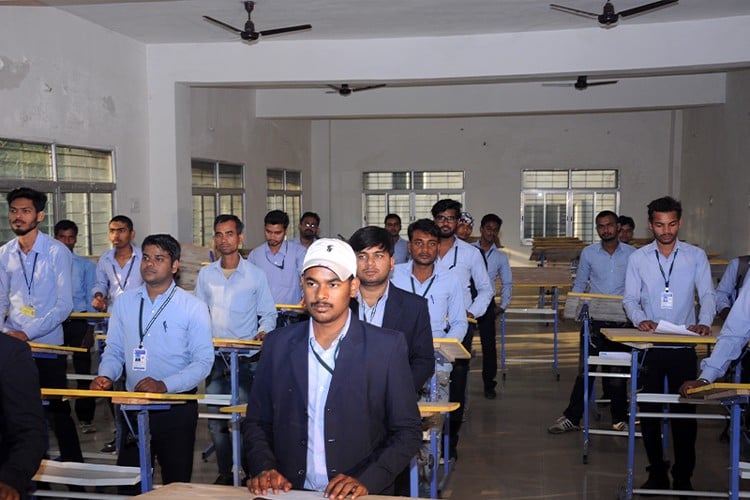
[0,7,149,234]
[189,87,311,246]
[314,111,675,265]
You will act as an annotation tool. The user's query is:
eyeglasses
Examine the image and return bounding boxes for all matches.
[435,215,457,223]
[302,222,319,228]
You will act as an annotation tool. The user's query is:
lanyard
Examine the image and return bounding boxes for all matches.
[448,245,458,270]
[655,248,678,291]
[360,295,384,324]
[410,275,436,298]
[17,251,38,296]
[266,245,285,270]
[138,286,177,348]
[114,255,136,292]
[309,337,341,376]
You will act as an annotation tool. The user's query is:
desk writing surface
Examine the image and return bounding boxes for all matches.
[30,342,87,354]
[134,482,412,499]
[600,328,717,345]
[213,338,263,349]
[69,311,111,319]
[41,388,203,404]
[686,383,750,399]
[433,338,471,361]
[563,292,626,322]
[276,303,306,311]
[221,401,460,417]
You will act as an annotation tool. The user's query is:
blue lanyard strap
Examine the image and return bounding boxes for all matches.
[114,255,136,292]
[17,251,38,296]
[655,248,678,291]
[309,337,341,376]
[410,275,436,298]
[138,286,177,348]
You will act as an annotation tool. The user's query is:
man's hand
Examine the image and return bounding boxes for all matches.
[254,331,267,341]
[247,469,292,495]
[92,294,108,312]
[687,324,712,336]
[0,481,19,500]
[325,473,368,499]
[719,307,731,322]
[679,378,710,398]
[90,376,113,391]
[81,329,95,349]
[637,320,658,332]
[133,377,167,393]
[4,330,28,342]
[495,307,505,318]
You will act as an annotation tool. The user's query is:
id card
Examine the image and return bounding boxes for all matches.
[660,290,674,310]
[21,305,35,318]
[132,348,147,371]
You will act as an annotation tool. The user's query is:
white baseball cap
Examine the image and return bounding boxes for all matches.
[302,238,357,281]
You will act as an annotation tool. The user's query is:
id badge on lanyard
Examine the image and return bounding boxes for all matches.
[660,290,674,310]
[132,348,147,371]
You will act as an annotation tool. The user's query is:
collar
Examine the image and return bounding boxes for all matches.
[308,309,352,350]
[137,280,177,304]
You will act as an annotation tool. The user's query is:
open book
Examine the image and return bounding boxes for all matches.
[653,319,699,336]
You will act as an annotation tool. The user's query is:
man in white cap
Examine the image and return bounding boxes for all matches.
[244,238,422,499]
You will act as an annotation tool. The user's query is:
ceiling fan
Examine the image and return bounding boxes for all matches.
[326,84,386,96]
[550,0,678,26]
[543,75,618,90]
[203,1,311,41]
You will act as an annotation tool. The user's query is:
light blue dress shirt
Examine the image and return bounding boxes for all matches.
[434,237,493,318]
[356,286,390,327]
[393,238,409,265]
[247,240,306,305]
[623,239,716,328]
[304,312,351,491]
[391,263,468,341]
[715,257,749,313]
[98,282,214,393]
[71,253,96,313]
[195,257,277,338]
[572,241,635,295]
[699,281,750,382]
[472,241,513,310]
[0,232,73,345]
[93,245,143,305]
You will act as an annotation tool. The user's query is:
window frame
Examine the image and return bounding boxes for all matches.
[191,159,245,247]
[266,168,302,239]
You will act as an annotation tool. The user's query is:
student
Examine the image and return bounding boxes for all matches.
[0,334,47,500]
[243,238,422,498]
[715,254,750,321]
[623,196,715,493]
[0,187,82,464]
[196,215,277,485]
[293,211,321,249]
[548,210,634,434]
[91,234,214,488]
[54,219,98,434]
[617,215,635,244]
[92,215,142,312]
[472,213,512,399]
[384,213,409,264]
[455,212,473,242]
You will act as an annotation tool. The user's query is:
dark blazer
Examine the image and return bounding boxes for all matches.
[0,335,47,498]
[243,316,422,494]
[350,284,435,392]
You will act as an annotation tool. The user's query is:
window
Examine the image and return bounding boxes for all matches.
[0,139,114,255]
[362,171,465,235]
[266,169,301,238]
[521,169,619,244]
[191,160,245,247]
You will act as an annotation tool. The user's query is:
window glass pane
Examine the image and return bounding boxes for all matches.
[415,171,464,190]
[218,163,243,188]
[286,194,301,238]
[0,139,52,180]
[545,193,567,238]
[267,170,284,191]
[522,170,569,189]
[364,194,386,226]
[522,192,544,240]
[363,172,410,190]
[0,197,10,245]
[219,194,243,216]
[571,169,618,189]
[572,193,595,242]
[192,160,216,188]
[266,194,284,212]
[89,193,112,256]
[192,194,215,247]
[414,193,439,221]
[57,146,113,182]
[285,171,301,192]
[60,193,90,254]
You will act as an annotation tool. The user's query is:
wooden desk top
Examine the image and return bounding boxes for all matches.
[434,338,471,361]
[276,303,306,311]
[135,482,412,499]
[69,312,111,319]
[600,328,717,345]
[30,342,87,354]
[510,267,571,287]
[213,338,263,349]
[41,388,204,405]
[220,401,461,417]
[686,383,750,399]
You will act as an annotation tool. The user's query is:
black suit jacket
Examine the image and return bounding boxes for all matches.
[0,335,47,497]
[350,284,434,392]
[243,316,422,494]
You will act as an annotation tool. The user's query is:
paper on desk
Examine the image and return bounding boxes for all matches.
[654,320,699,336]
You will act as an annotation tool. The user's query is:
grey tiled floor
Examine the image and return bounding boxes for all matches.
[66,320,737,498]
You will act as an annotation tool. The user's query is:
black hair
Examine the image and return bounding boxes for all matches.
[480,213,503,228]
[647,196,682,221]
[265,210,290,229]
[54,219,78,236]
[407,219,440,240]
[349,226,394,256]
[384,213,402,225]
[7,187,47,212]
[214,214,244,234]
[617,215,635,229]
[142,234,181,262]
[431,199,462,218]
[299,212,320,225]
[110,215,134,232]
[595,210,619,223]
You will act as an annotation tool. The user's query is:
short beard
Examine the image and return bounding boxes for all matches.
[12,223,37,237]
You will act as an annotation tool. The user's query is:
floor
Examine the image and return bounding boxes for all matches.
[62,319,738,499]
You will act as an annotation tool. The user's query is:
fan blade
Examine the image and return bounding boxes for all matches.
[326,85,342,92]
[586,80,618,87]
[258,24,312,37]
[541,83,574,87]
[351,84,387,93]
[619,0,678,18]
[549,4,599,19]
[203,16,243,34]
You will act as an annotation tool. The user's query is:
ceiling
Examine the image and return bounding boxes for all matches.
[4,0,750,44]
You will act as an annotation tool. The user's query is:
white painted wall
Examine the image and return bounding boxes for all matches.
[314,111,678,265]
[0,7,149,236]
